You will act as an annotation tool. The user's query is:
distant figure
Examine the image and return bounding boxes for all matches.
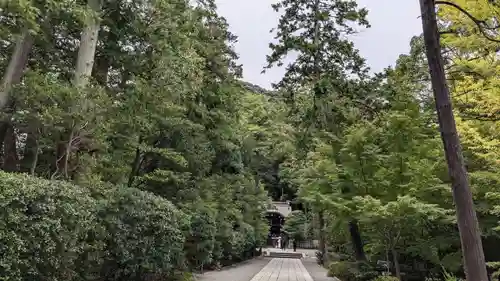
[293,240,297,252]
[277,236,281,249]
[281,235,287,250]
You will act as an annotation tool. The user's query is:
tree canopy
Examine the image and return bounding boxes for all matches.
[0,0,499,280]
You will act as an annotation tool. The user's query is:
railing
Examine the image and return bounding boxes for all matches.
[296,240,317,249]
[266,238,318,249]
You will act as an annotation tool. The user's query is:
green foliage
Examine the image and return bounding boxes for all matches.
[372,276,399,281]
[0,171,98,281]
[0,171,189,281]
[328,261,355,280]
[284,210,307,241]
[327,261,377,281]
[2,0,500,279]
[185,205,217,270]
[96,187,189,280]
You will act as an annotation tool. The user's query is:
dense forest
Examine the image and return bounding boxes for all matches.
[0,0,499,281]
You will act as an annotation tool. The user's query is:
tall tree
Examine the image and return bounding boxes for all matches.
[266,0,372,261]
[419,0,488,280]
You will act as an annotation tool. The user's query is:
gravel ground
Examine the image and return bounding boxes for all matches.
[195,258,271,281]
[301,257,335,281]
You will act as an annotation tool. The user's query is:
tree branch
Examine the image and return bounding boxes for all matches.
[436,1,500,42]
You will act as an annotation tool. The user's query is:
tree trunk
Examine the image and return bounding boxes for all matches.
[0,29,33,109]
[318,210,326,261]
[0,29,34,167]
[20,131,39,175]
[2,122,18,172]
[128,146,143,187]
[419,1,488,281]
[74,0,102,88]
[391,247,401,281]
[54,0,102,179]
[349,219,366,261]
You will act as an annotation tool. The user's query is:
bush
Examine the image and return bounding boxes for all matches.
[0,172,189,281]
[328,261,356,281]
[184,205,216,271]
[372,275,399,281]
[97,187,189,280]
[327,261,378,281]
[0,172,99,281]
[0,171,265,279]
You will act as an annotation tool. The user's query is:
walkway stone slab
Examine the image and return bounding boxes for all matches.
[249,258,314,281]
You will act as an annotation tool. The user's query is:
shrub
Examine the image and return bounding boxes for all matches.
[372,275,399,281]
[0,172,99,281]
[229,223,256,261]
[97,187,189,280]
[328,261,356,281]
[184,205,216,271]
[328,261,379,281]
[0,172,189,281]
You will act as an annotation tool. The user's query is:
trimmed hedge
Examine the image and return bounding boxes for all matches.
[0,172,265,280]
[0,172,187,281]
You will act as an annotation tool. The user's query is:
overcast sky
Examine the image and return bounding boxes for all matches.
[215,0,423,89]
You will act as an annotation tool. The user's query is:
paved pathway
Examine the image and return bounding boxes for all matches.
[197,257,332,281]
[196,258,270,281]
[250,258,313,281]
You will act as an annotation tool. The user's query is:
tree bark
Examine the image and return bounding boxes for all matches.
[349,219,366,261]
[391,247,401,281]
[419,1,488,280]
[0,29,34,168]
[54,0,102,179]
[0,29,33,109]
[318,210,326,262]
[2,122,18,172]
[74,0,102,88]
[20,131,39,175]
[128,143,143,187]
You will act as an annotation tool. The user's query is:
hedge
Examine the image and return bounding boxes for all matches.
[0,172,187,281]
[0,172,265,281]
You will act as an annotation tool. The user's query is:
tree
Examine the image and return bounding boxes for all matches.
[419,0,488,280]
[355,195,453,281]
[284,210,307,241]
[266,0,375,261]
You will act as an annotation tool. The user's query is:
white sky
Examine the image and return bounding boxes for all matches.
[215,0,423,89]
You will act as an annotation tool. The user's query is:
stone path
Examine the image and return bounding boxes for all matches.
[250,258,313,281]
[197,257,332,281]
[196,258,270,281]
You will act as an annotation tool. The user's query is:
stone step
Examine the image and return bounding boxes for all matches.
[267,251,304,259]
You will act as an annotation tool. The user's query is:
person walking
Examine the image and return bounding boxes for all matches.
[281,234,287,250]
[277,236,281,249]
[293,240,297,252]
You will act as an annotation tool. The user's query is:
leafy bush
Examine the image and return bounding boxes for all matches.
[0,171,264,280]
[97,187,189,280]
[328,261,356,281]
[0,172,189,281]
[327,261,379,281]
[372,275,399,281]
[0,172,99,281]
[229,223,256,262]
[184,205,216,270]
